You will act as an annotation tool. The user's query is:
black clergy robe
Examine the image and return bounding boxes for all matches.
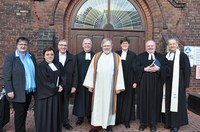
[73,51,95,118]
[163,52,191,128]
[115,50,137,124]
[35,61,64,132]
[136,51,168,126]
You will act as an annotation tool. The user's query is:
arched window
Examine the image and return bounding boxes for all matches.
[74,0,143,30]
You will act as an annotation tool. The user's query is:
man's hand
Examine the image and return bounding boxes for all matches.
[88,87,94,93]
[58,85,63,92]
[132,83,137,88]
[71,87,76,93]
[116,90,121,94]
[186,87,190,94]
[151,65,160,72]
[7,92,14,99]
[144,65,160,72]
[144,66,153,72]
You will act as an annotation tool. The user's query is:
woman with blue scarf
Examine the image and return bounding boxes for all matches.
[3,37,37,132]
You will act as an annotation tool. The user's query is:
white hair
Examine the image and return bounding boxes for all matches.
[101,38,113,47]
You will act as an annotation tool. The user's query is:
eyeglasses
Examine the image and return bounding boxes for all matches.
[18,43,28,46]
[59,44,68,47]
[45,53,54,56]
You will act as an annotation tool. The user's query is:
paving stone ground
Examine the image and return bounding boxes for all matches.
[3,104,200,132]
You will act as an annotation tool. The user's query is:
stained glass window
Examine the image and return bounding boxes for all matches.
[74,0,143,30]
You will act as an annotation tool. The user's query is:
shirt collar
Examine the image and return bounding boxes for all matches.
[59,52,66,56]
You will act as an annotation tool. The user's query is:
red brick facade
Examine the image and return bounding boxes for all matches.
[0,0,199,93]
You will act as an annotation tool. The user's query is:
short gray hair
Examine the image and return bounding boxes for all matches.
[101,38,113,47]
[167,38,178,45]
[145,40,156,46]
[82,38,92,45]
[58,39,68,44]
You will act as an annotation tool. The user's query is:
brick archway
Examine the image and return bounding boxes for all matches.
[63,0,155,54]
[35,0,166,53]
[52,0,155,41]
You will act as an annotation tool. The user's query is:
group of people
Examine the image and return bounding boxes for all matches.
[2,36,190,132]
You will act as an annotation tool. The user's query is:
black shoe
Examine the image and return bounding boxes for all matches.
[88,118,91,124]
[89,127,101,132]
[170,127,179,132]
[138,125,146,131]
[89,129,98,132]
[106,126,113,132]
[124,122,130,128]
[87,116,91,123]
[76,119,83,125]
[150,126,156,132]
[164,125,171,129]
[63,123,73,130]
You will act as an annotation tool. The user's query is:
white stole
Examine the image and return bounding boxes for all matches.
[162,49,180,113]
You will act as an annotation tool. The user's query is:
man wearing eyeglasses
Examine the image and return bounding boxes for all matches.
[54,39,78,130]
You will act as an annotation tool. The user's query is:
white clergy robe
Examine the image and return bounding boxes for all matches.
[83,52,125,129]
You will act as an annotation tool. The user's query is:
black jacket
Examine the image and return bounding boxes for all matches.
[3,51,37,102]
[54,51,78,97]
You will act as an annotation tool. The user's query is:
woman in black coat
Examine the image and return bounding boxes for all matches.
[35,47,64,132]
[115,37,137,128]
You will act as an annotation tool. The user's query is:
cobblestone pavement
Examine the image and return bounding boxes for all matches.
[3,105,200,132]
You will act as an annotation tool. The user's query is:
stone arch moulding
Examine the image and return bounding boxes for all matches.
[52,0,154,42]
[48,0,80,26]
[168,0,186,8]
[51,0,77,39]
[48,0,60,26]
[135,0,154,40]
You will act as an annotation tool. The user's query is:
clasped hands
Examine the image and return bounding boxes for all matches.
[144,65,160,72]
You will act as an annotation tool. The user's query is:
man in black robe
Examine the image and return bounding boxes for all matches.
[161,38,191,132]
[115,37,137,128]
[136,40,168,132]
[73,38,95,125]
[54,39,78,130]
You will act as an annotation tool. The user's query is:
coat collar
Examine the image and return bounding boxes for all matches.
[15,50,32,57]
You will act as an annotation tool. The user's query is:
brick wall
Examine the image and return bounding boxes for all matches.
[0,0,35,88]
[181,1,200,92]
[0,0,200,92]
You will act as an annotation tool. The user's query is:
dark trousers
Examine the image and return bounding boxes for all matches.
[0,96,10,132]
[12,93,32,132]
[63,97,70,124]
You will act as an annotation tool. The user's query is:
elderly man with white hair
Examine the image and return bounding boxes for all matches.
[83,38,125,132]
[136,40,169,132]
[161,38,191,132]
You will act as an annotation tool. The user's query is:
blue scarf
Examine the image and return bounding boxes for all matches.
[16,50,36,93]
